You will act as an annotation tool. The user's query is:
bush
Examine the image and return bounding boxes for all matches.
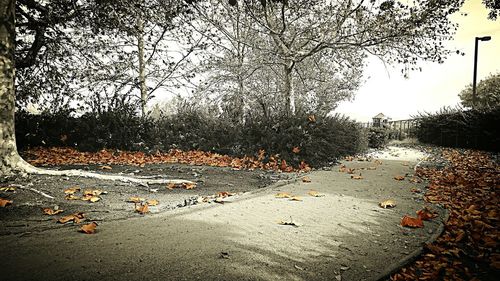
[415,107,500,151]
[15,108,368,167]
[367,127,389,148]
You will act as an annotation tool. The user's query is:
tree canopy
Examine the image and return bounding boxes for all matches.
[459,72,500,108]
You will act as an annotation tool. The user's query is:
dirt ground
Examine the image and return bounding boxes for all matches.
[0,147,447,281]
[0,164,293,235]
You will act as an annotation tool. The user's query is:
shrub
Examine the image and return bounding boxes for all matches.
[367,127,389,148]
[15,108,368,167]
[415,107,500,151]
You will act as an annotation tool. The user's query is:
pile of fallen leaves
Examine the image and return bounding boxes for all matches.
[24,147,311,172]
[392,149,499,280]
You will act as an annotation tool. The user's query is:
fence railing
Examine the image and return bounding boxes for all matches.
[362,118,420,140]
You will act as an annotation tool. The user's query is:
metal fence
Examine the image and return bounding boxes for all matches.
[362,118,420,140]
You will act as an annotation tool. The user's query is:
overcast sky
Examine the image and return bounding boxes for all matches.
[335,0,500,122]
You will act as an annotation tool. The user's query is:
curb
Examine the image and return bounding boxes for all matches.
[372,208,450,281]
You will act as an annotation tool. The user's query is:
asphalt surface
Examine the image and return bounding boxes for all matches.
[1,147,446,281]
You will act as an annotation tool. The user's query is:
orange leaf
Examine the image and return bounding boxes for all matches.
[64,187,80,194]
[401,215,424,228]
[57,212,85,224]
[135,203,149,214]
[308,115,316,123]
[275,192,292,198]
[146,199,159,206]
[394,175,405,181]
[64,194,80,200]
[416,208,437,221]
[292,147,300,154]
[217,191,234,198]
[100,165,112,170]
[289,196,302,201]
[79,222,98,234]
[166,183,176,190]
[182,182,196,190]
[308,190,324,197]
[302,176,311,183]
[351,175,363,180]
[127,196,145,203]
[0,198,13,207]
[43,208,64,215]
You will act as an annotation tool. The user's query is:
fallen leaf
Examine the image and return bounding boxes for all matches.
[410,188,421,193]
[64,187,80,194]
[217,191,234,198]
[345,156,354,161]
[166,183,176,190]
[394,175,405,181]
[146,199,159,206]
[350,175,363,180]
[367,166,377,170]
[182,182,196,190]
[294,265,304,270]
[278,220,300,227]
[82,195,101,202]
[0,198,13,207]
[100,165,112,170]
[79,222,98,234]
[220,251,230,259]
[43,208,64,215]
[308,114,316,123]
[57,212,85,224]
[408,177,422,183]
[416,208,437,221]
[275,192,292,198]
[127,196,145,203]
[302,176,311,183]
[0,187,16,192]
[346,168,356,174]
[214,197,225,204]
[135,203,149,214]
[401,215,424,228]
[308,190,325,197]
[292,147,300,154]
[379,199,396,208]
[289,196,302,201]
[83,189,106,196]
[64,194,80,200]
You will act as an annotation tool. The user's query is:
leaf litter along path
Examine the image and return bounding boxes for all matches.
[391,148,499,281]
[1,146,450,281]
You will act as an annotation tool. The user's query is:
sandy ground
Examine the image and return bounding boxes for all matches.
[0,147,445,281]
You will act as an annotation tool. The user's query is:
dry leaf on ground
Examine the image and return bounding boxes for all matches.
[64,194,80,200]
[79,222,98,234]
[278,220,300,227]
[100,165,112,170]
[64,187,80,194]
[401,215,424,228]
[127,196,145,203]
[0,198,13,207]
[379,199,396,208]
[57,212,85,224]
[43,208,64,215]
[135,203,149,214]
[289,196,302,201]
[416,208,437,221]
[394,175,406,181]
[82,195,101,202]
[308,114,316,123]
[275,192,292,198]
[0,187,16,192]
[83,189,106,196]
[217,191,234,198]
[367,166,377,170]
[292,147,300,154]
[308,190,325,197]
[146,199,159,206]
[351,175,363,180]
[302,176,311,183]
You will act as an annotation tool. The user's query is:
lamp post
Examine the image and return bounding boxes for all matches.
[472,36,491,107]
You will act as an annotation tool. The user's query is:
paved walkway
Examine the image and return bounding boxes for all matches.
[2,147,445,281]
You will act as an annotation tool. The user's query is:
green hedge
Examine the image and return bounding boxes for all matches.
[415,107,500,151]
[15,109,368,167]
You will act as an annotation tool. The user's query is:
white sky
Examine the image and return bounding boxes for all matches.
[335,0,500,122]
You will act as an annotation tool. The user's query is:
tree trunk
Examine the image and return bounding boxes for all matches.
[0,1,193,186]
[0,0,27,176]
[137,17,147,117]
[283,63,295,116]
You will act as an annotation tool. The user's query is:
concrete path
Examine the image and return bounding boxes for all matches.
[1,147,446,281]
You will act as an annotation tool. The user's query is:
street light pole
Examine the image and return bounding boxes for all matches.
[472,36,491,107]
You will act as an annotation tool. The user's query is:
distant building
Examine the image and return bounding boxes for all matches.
[372,113,390,127]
